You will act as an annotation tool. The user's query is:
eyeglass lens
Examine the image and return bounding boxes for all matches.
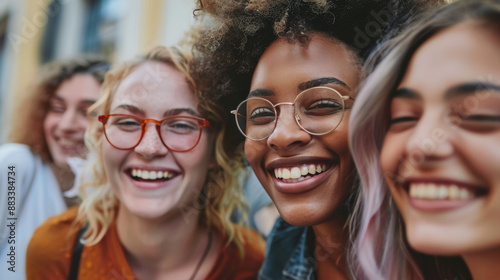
[235,87,345,140]
[103,115,203,151]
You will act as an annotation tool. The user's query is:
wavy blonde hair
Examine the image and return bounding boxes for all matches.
[76,46,248,253]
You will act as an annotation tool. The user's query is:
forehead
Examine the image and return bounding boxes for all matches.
[251,34,360,91]
[111,61,197,109]
[54,74,101,100]
[400,21,500,92]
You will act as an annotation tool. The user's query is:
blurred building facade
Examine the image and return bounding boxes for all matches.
[0,0,197,143]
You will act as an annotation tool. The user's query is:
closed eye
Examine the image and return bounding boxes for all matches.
[390,116,418,125]
[454,114,500,132]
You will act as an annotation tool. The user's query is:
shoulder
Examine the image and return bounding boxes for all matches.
[28,207,80,251]
[0,143,37,163]
[26,207,80,279]
[0,143,41,182]
[258,217,310,279]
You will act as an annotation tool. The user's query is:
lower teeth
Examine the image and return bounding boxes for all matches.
[281,175,312,183]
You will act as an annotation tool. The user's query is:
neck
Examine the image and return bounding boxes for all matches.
[51,163,80,207]
[116,204,211,279]
[312,210,350,280]
[51,163,75,192]
[463,247,500,280]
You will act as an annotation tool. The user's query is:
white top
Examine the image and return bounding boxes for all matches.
[0,144,67,280]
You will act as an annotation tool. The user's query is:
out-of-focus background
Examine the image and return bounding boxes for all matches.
[0,0,197,144]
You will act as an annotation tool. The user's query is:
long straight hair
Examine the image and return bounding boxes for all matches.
[349,0,500,279]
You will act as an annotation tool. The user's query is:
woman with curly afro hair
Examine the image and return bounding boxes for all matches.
[191,0,446,279]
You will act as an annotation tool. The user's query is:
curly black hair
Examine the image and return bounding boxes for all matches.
[191,0,445,152]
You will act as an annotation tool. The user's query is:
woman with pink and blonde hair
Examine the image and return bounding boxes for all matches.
[350,0,500,279]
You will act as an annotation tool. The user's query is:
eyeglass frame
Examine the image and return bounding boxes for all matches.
[231,86,354,141]
[98,114,210,152]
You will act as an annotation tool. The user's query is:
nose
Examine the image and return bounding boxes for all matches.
[58,109,80,133]
[267,105,311,151]
[134,124,169,160]
[405,111,454,168]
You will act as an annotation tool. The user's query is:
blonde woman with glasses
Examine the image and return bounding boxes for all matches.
[26,46,265,280]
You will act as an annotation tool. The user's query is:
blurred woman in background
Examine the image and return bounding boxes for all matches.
[0,56,108,280]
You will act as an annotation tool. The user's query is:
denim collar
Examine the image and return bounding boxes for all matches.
[259,217,317,280]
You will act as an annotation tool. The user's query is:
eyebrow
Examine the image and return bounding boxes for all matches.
[391,88,422,100]
[111,104,200,118]
[247,77,351,98]
[393,82,500,100]
[247,88,274,98]
[163,108,201,118]
[112,104,145,115]
[298,77,351,91]
[444,82,500,99]
[50,96,97,104]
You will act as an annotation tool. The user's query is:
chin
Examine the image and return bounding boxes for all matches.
[406,224,466,256]
[278,203,332,227]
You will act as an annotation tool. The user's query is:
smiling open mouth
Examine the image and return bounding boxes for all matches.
[273,164,331,183]
[128,169,176,182]
[408,183,487,200]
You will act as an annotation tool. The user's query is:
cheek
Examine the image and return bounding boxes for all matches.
[101,142,122,179]
[244,140,264,168]
[380,133,407,181]
[43,113,58,138]
[462,137,500,186]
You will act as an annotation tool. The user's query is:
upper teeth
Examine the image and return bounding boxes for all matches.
[59,139,79,146]
[131,169,173,180]
[409,183,474,200]
[274,164,328,180]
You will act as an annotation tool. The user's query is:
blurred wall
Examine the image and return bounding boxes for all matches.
[0,0,197,144]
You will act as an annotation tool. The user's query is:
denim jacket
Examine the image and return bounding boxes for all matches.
[258,217,317,280]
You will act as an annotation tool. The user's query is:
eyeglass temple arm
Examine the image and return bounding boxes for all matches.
[342,96,355,101]
[231,110,246,118]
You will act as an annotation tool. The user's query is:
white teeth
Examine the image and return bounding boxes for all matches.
[131,169,174,181]
[460,188,471,199]
[438,186,448,199]
[316,165,322,173]
[59,139,79,146]
[274,164,330,181]
[308,165,316,175]
[282,169,291,180]
[409,183,474,200]
[290,167,301,179]
[301,166,308,176]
